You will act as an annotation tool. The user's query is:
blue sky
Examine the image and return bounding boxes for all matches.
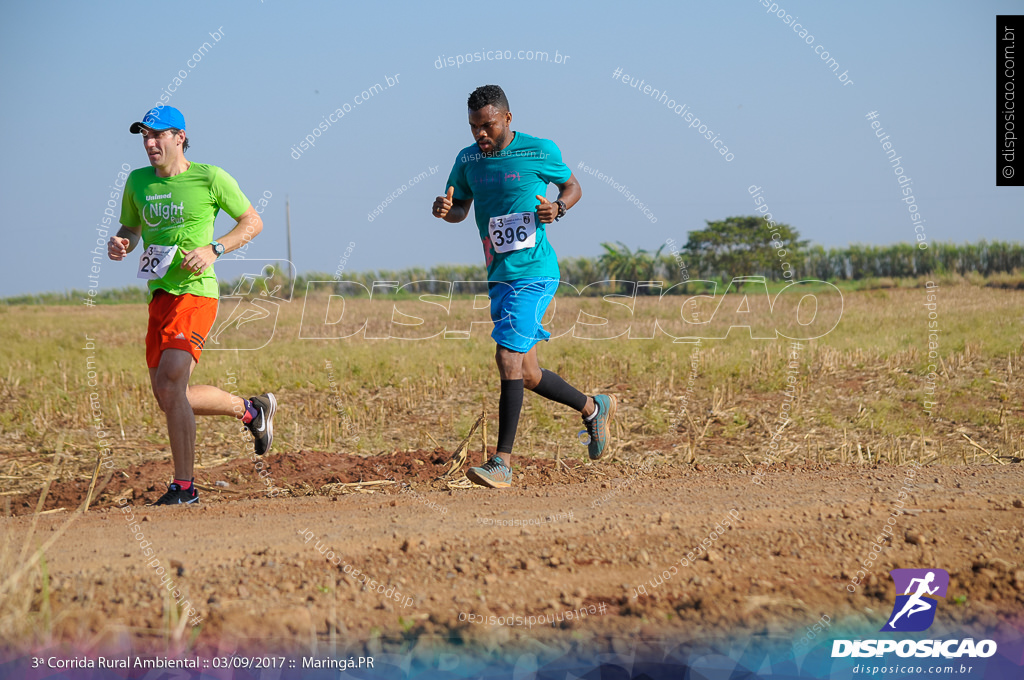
[0,0,1018,297]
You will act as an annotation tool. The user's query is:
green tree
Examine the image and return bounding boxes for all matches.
[598,241,665,294]
[682,216,807,280]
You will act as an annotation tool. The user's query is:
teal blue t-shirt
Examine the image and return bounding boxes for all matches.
[446,132,572,282]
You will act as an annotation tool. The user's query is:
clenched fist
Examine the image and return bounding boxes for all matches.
[108,236,130,261]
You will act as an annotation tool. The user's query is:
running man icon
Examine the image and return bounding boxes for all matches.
[208,263,288,349]
[881,568,950,632]
[888,572,938,627]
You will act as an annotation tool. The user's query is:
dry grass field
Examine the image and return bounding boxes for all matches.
[1,278,1021,477]
[0,278,1022,667]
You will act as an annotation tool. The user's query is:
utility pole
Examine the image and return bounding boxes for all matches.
[285,195,293,300]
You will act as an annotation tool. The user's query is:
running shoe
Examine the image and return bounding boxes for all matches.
[246,393,277,456]
[584,394,617,460]
[466,456,512,489]
[151,482,199,506]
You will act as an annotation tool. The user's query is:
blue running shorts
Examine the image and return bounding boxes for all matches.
[489,277,559,353]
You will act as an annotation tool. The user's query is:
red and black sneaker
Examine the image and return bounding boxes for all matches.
[245,393,277,456]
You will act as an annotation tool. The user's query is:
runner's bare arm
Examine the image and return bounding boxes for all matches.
[180,205,264,274]
[218,205,264,254]
[536,174,582,223]
[108,226,141,260]
[432,186,473,223]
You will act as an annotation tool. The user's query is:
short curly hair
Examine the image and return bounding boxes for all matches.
[467,85,509,112]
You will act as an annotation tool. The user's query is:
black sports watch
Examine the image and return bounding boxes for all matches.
[211,241,225,258]
[555,199,567,221]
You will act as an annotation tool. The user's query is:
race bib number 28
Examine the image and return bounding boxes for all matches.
[137,244,178,280]
[488,212,536,254]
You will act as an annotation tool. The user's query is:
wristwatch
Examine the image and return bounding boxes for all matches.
[555,199,567,221]
[211,241,225,258]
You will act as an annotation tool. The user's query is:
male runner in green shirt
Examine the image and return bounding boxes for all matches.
[108,106,276,505]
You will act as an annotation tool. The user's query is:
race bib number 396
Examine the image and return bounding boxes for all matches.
[137,244,178,280]
[488,212,536,254]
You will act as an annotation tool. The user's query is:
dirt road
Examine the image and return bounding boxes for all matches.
[3,453,1022,663]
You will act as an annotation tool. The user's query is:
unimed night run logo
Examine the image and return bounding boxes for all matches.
[881,568,949,632]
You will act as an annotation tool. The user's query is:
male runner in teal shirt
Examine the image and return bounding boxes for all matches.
[432,85,617,488]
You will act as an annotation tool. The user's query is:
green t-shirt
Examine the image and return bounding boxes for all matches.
[120,162,250,300]
[446,132,572,282]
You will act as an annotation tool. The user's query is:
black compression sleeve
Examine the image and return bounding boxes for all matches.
[496,379,524,455]
[530,368,588,412]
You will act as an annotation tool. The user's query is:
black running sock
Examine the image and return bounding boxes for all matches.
[530,368,588,412]
[496,379,524,456]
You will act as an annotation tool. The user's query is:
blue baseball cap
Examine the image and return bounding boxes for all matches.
[129,106,186,134]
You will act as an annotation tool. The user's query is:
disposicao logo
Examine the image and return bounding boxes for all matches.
[881,568,948,632]
[831,567,997,659]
